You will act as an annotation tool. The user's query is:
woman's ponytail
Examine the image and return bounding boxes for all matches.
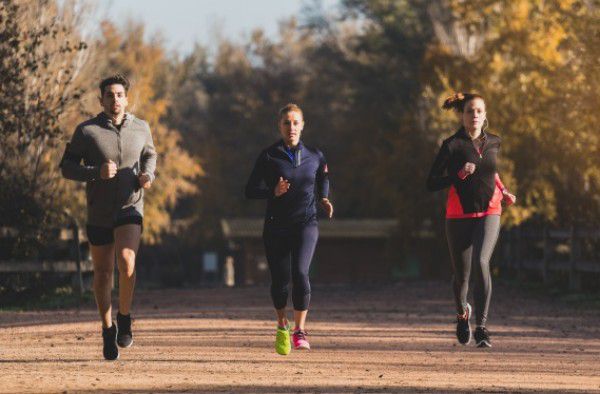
[442,92,484,112]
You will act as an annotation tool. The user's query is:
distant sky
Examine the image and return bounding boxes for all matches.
[99,0,340,56]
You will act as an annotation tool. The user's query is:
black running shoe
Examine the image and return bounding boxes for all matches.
[474,326,492,348]
[102,323,119,360]
[456,303,472,345]
[116,312,133,348]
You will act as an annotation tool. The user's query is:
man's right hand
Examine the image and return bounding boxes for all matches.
[101,160,117,179]
[274,177,290,197]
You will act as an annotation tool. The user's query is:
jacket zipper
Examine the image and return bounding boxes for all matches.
[110,121,122,212]
[471,134,486,159]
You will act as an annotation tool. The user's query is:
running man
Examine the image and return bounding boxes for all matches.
[245,103,333,355]
[60,75,157,360]
[426,92,516,348]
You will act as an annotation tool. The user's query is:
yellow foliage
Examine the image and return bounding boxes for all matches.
[529,23,566,66]
[507,0,531,30]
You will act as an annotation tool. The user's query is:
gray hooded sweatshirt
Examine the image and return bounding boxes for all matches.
[60,112,157,228]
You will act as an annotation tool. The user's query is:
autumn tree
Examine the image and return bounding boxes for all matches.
[0,0,90,257]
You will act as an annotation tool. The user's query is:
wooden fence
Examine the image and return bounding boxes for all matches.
[0,222,92,297]
[497,226,600,290]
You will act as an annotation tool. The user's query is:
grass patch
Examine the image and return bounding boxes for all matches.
[0,285,95,311]
[497,276,600,309]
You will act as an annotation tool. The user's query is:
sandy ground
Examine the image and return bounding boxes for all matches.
[0,281,599,393]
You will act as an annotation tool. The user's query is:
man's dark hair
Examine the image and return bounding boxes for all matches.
[99,74,130,96]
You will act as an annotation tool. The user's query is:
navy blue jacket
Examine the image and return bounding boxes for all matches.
[245,140,330,226]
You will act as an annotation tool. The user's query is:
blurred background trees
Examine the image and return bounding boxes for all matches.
[0,0,597,283]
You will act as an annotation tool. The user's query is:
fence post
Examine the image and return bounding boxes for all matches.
[569,226,581,291]
[515,226,523,281]
[70,220,84,300]
[542,226,549,285]
[501,229,510,274]
[224,255,235,287]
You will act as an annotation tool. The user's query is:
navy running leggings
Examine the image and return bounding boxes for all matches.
[445,215,500,327]
[263,223,319,311]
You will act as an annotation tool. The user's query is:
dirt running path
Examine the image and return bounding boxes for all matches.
[1,281,599,393]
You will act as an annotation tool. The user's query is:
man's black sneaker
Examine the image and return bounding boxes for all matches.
[102,323,119,360]
[456,303,472,345]
[116,312,133,348]
[474,326,492,348]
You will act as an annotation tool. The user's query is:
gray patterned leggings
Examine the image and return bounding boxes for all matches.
[445,215,501,327]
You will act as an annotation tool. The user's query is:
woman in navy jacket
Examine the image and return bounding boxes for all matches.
[245,103,333,355]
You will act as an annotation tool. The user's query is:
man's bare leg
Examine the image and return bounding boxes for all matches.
[114,224,141,315]
[90,244,116,329]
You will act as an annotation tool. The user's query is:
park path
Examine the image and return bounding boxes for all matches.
[1,281,599,393]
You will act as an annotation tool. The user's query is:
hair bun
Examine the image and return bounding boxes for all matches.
[442,93,465,110]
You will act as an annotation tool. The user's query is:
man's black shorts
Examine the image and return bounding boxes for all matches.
[86,215,143,246]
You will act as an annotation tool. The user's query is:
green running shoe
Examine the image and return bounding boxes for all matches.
[275,323,291,355]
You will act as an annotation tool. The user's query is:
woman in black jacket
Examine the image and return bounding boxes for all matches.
[427,93,516,348]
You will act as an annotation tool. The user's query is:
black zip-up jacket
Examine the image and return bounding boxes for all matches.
[426,128,501,214]
[245,140,329,226]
